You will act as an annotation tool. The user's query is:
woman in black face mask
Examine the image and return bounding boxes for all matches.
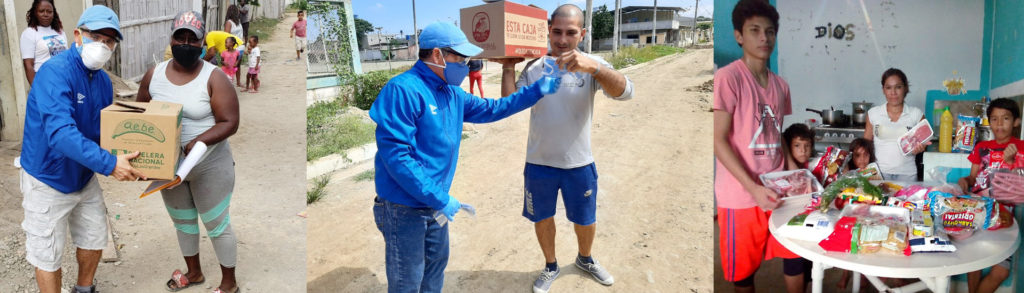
[135,11,242,293]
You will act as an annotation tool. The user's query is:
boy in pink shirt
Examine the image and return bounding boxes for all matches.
[290,10,307,61]
[713,1,806,292]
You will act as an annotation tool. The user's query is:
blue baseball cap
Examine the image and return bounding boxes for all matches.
[77,5,123,40]
[419,22,482,57]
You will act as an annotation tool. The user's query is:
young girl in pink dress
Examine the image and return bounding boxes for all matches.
[220,37,240,84]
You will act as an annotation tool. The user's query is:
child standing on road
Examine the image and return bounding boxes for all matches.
[220,37,240,85]
[960,98,1023,293]
[243,35,261,93]
[713,1,808,292]
[290,10,307,61]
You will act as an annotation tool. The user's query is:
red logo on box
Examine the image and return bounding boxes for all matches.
[472,12,490,42]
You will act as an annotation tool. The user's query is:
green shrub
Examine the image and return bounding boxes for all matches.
[351,66,410,110]
[289,0,308,11]
[352,71,391,110]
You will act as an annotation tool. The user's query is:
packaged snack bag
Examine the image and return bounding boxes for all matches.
[953,115,980,153]
[812,146,851,187]
[927,191,994,239]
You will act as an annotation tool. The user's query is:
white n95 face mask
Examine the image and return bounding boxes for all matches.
[80,36,114,70]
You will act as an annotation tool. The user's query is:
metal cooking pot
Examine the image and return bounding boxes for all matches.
[807,108,846,126]
[852,112,867,126]
[852,101,873,113]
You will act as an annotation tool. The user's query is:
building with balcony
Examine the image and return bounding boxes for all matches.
[616,6,696,47]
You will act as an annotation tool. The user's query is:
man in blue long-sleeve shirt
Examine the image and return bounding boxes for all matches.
[18,6,143,293]
[369,21,559,292]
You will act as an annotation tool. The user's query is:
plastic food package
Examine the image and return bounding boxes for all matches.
[928,191,994,239]
[911,209,934,237]
[909,230,956,253]
[817,175,884,212]
[851,162,884,181]
[841,204,912,255]
[778,209,840,242]
[878,181,903,196]
[819,216,858,253]
[760,169,824,197]
[986,202,1014,231]
[812,146,851,187]
[856,220,909,255]
[953,115,980,153]
[898,119,934,155]
[988,169,1024,203]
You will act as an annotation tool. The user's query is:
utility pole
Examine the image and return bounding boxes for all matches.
[651,0,657,46]
[412,0,418,49]
[692,0,699,46]
[585,0,593,53]
[613,0,620,55]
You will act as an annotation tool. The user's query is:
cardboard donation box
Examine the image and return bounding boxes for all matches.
[460,1,547,59]
[100,101,183,180]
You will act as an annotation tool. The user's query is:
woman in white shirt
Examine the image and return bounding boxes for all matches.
[20,0,68,85]
[864,68,929,181]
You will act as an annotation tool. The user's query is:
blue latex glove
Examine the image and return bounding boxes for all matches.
[441,196,461,222]
[538,76,562,95]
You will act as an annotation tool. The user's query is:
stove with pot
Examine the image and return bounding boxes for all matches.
[811,125,866,153]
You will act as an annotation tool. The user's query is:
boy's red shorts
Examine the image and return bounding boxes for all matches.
[718,206,800,282]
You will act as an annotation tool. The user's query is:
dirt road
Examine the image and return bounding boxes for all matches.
[306,48,715,292]
[0,13,306,292]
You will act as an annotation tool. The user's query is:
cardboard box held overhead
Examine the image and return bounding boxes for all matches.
[100,101,183,180]
[460,1,548,59]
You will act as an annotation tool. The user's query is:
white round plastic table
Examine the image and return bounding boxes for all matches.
[769,195,1019,293]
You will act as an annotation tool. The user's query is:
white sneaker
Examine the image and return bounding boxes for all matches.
[576,256,614,285]
[532,266,560,293]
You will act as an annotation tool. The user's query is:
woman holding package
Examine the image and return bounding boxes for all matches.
[864,68,929,181]
[21,0,69,86]
[135,11,241,293]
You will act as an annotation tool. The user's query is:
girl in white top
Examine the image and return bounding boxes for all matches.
[20,0,68,85]
[864,68,929,181]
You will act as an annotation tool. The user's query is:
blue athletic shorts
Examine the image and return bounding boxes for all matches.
[522,162,598,225]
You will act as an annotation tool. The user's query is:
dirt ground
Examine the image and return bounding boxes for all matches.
[0,13,307,292]
[305,48,715,292]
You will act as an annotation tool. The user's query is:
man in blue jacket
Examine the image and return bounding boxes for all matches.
[370,21,559,292]
[19,6,144,293]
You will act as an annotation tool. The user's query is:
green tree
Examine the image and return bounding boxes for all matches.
[590,5,614,40]
[355,17,374,44]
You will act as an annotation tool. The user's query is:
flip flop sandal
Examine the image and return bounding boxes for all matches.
[212,287,240,293]
[166,269,205,292]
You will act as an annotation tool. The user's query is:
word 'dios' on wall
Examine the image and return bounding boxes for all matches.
[815,23,856,41]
